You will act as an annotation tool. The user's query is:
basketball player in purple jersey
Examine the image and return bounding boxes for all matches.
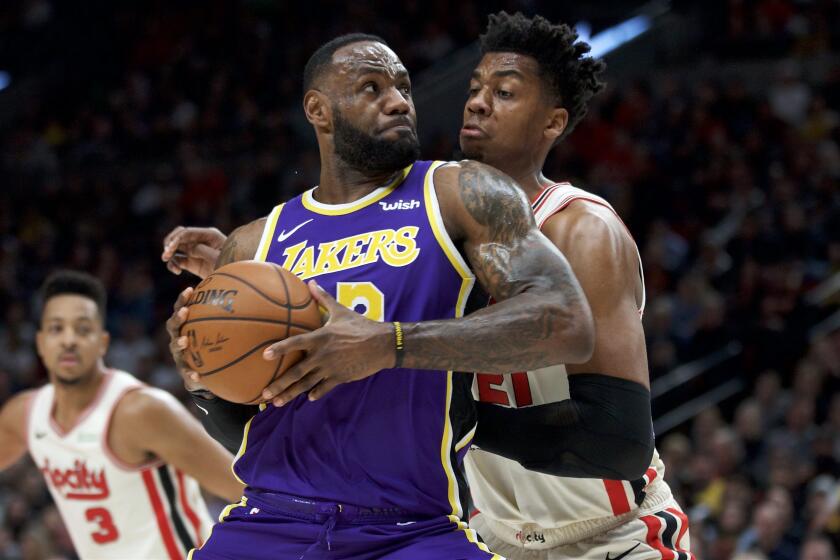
[172,34,595,559]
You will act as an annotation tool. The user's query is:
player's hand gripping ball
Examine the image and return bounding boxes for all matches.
[181,261,322,403]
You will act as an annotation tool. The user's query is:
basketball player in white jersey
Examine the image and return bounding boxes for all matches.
[457,12,693,560]
[159,13,692,558]
[0,271,244,560]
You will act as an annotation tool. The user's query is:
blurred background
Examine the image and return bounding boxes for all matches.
[0,0,838,558]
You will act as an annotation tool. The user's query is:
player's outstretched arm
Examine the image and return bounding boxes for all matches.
[112,388,245,502]
[259,161,594,406]
[0,392,33,470]
[473,202,655,480]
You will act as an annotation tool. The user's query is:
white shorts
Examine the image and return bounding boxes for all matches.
[472,499,694,560]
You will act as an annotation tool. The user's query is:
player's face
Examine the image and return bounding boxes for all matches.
[329,42,420,172]
[36,295,109,385]
[460,53,557,168]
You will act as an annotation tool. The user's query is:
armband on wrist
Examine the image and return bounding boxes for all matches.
[393,321,405,368]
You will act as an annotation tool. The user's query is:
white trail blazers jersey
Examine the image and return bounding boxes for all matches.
[465,183,672,548]
[27,369,213,560]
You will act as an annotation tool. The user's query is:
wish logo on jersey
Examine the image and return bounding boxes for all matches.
[379,199,420,211]
[40,458,110,500]
[281,226,421,280]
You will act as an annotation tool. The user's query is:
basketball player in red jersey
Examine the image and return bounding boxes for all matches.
[0,271,244,560]
[458,12,693,560]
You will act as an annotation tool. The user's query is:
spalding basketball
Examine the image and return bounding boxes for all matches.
[181,260,322,403]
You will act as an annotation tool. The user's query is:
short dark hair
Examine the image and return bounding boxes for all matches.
[480,11,606,138]
[40,270,107,322]
[303,33,388,93]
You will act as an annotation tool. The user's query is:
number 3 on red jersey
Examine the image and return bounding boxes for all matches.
[85,507,119,544]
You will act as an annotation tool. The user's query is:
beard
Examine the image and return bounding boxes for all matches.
[333,109,420,173]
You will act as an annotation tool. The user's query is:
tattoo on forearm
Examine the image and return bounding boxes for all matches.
[403,297,574,372]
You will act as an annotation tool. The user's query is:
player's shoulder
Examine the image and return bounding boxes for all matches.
[218,216,269,267]
[229,217,268,246]
[4,388,39,413]
[543,187,630,243]
[6,388,39,409]
[543,197,636,269]
[432,160,531,234]
[111,386,184,429]
[432,159,520,193]
[1,389,39,435]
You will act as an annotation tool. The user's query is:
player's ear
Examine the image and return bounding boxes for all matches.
[545,107,568,145]
[303,90,333,132]
[99,330,110,357]
[35,329,46,361]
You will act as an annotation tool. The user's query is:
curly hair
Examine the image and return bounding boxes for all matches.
[480,11,606,139]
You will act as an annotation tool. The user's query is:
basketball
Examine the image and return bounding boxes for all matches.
[181,260,322,403]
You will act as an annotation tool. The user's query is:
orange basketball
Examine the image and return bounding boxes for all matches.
[181,260,322,403]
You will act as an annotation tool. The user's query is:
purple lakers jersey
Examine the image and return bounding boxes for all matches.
[234,160,479,518]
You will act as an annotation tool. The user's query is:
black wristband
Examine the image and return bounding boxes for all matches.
[393,321,405,368]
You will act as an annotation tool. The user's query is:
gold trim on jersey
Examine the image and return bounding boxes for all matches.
[423,161,475,316]
[423,160,476,520]
[447,515,504,559]
[187,496,249,559]
[439,372,460,518]
[230,403,266,486]
[218,495,248,522]
[300,165,413,215]
[255,204,284,261]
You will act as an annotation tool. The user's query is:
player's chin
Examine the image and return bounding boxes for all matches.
[458,142,485,162]
[53,371,84,385]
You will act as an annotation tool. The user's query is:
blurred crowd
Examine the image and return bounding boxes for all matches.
[1,0,839,558]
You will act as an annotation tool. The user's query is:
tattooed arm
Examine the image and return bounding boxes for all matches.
[398,160,594,371]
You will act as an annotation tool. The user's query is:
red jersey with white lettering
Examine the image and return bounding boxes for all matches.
[27,369,212,560]
[465,183,673,549]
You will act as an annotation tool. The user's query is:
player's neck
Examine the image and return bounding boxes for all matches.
[316,155,404,204]
[51,365,108,430]
[500,166,556,202]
